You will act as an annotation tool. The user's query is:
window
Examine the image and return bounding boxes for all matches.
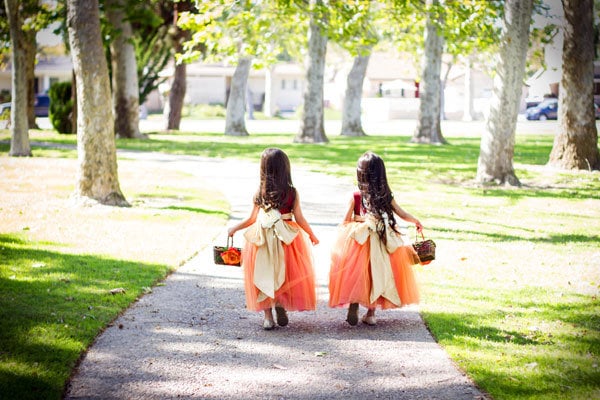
[281,80,286,90]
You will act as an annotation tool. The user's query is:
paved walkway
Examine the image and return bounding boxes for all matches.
[64,151,488,399]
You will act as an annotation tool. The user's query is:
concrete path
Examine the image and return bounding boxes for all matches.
[64,151,488,399]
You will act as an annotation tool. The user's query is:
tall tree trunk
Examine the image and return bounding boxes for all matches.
[67,0,128,206]
[5,0,31,156]
[548,0,599,170]
[462,55,475,121]
[263,66,275,117]
[296,10,328,144]
[225,56,251,136]
[341,52,370,137]
[166,59,186,130]
[25,28,37,130]
[106,0,141,139]
[412,0,447,144]
[440,62,452,121]
[476,0,533,186]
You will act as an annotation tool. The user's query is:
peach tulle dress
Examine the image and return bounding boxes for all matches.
[329,192,421,310]
[241,191,316,312]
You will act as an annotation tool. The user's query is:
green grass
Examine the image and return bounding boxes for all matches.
[0,234,171,400]
[1,126,599,399]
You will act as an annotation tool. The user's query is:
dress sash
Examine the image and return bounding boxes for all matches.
[243,209,299,302]
[349,213,404,305]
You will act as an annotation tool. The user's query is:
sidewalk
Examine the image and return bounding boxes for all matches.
[64,152,488,399]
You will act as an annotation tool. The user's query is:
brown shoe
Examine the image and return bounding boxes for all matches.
[346,303,359,326]
[275,306,288,327]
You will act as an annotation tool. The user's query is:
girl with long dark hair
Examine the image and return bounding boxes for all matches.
[229,148,319,330]
[329,151,423,326]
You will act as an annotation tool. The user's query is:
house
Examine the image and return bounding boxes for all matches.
[158,61,305,116]
[0,55,72,99]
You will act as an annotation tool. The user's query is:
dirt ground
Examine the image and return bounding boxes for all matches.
[0,156,225,267]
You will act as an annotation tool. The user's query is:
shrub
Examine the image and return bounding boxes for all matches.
[48,81,74,134]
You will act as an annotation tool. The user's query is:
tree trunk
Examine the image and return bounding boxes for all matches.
[106,0,141,139]
[412,0,447,144]
[67,0,128,206]
[25,28,37,130]
[548,0,599,170]
[263,66,275,117]
[440,62,452,121]
[476,0,533,186]
[166,60,186,130]
[225,57,251,136]
[462,55,475,121]
[341,53,370,137]
[296,13,328,143]
[5,0,31,156]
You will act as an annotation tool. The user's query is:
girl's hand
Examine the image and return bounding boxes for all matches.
[309,234,319,245]
[227,227,236,237]
[415,220,423,234]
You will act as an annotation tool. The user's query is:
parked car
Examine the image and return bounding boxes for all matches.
[526,98,558,120]
[0,94,50,118]
[34,94,50,117]
[526,98,600,120]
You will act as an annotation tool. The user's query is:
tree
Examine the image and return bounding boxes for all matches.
[106,0,141,139]
[341,53,370,136]
[4,0,31,156]
[335,0,379,137]
[66,0,128,206]
[165,1,193,131]
[179,0,303,136]
[412,0,446,144]
[476,0,534,186]
[296,0,328,143]
[548,0,599,170]
[225,56,252,136]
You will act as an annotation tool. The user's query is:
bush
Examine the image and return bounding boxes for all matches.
[48,81,74,134]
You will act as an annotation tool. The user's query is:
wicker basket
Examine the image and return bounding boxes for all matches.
[213,236,242,266]
[412,232,436,265]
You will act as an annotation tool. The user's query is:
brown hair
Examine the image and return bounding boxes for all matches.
[254,148,295,211]
[356,151,398,244]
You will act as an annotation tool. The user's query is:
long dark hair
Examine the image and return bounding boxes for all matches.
[356,151,398,244]
[254,148,295,211]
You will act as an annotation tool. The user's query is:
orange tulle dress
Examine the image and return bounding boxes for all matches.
[329,192,421,310]
[241,193,316,312]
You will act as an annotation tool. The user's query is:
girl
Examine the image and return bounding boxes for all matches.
[329,151,423,326]
[228,148,319,330]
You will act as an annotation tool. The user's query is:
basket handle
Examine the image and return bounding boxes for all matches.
[227,235,234,248]
[415,230,425,241]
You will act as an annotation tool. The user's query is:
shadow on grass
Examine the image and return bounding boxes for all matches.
[163,205,230,217]
[0,234,171,400]
[422,289,600,399]
[428,225,600,244]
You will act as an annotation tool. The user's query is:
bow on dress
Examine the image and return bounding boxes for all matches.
[349,213,404,306]
[244,209,299,302]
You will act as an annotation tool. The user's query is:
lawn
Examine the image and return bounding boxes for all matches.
[0,153,228,399]
[1,123,599,399]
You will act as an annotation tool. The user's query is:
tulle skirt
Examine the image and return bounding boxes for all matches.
[329,222,421,309]
[242,221,317,312]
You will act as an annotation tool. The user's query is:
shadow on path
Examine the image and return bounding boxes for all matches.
[65,153,488,400]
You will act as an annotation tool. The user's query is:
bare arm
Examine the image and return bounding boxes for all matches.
[228,203,260,237]
[391,198,423,233]
[292,192,319,245]
[343,196,355,223]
